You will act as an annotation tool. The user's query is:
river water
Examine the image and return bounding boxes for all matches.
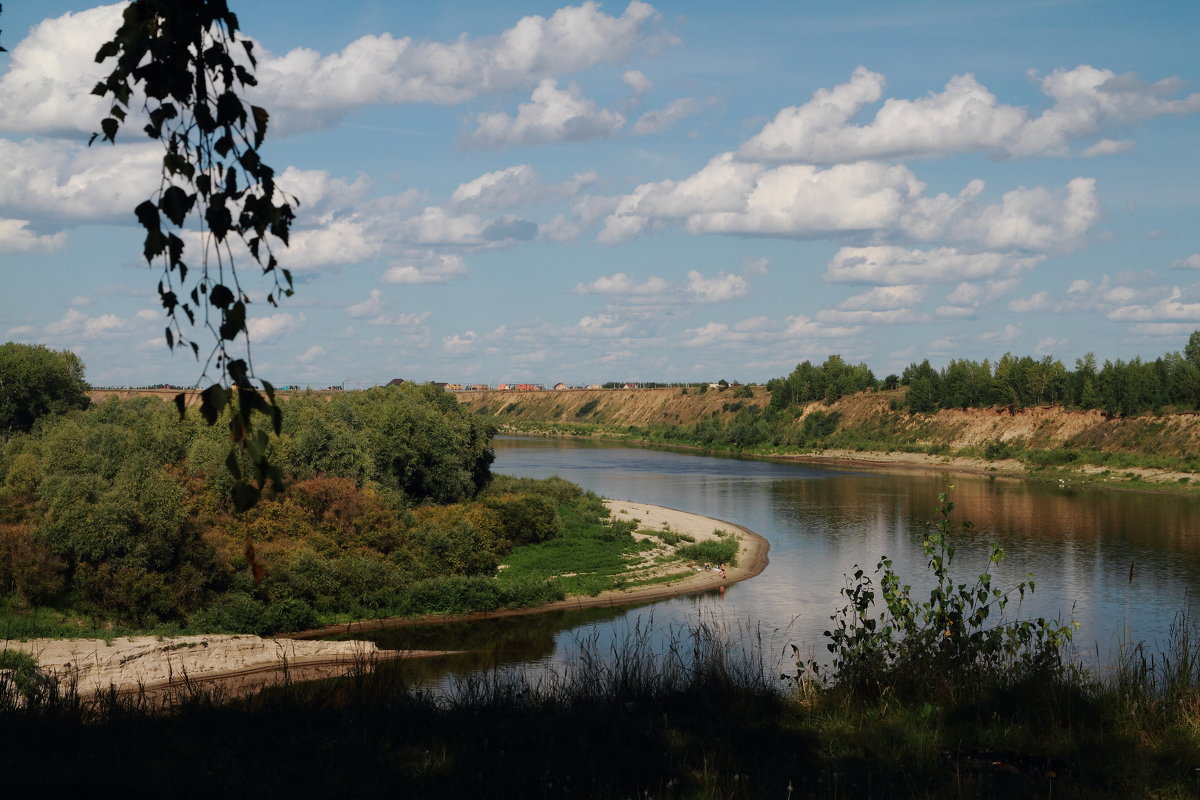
[355,436,1200,681]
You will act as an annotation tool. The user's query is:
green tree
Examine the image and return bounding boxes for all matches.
[0,343,90,434]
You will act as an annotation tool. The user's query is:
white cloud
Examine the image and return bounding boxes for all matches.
[686,270,748,302]
[286,219,385,270]
[0,139,160,223]
[443,331,477,353]
[783,315,862,338]
[450,165,541,211]
[600,151,1096,250]
[945,278,1018,305]
[464,79,626,148]
[980,323,1021,342]
[383,253,469,284]
[838,285,923,311]
[575,272,671,295]
[623,70,652,96]
[681,321,730,347]
[247,312,304,342]
[817,308,925,325]
[1009,292,1052,312]
[825,246,1044,285]
[0,4,124,135]
[633,97,703,135]
[0,218,67,253]
[297,346,325,364]
[347,289,386,318]
[738,64,1200,163]
[1109,287,1200,322]
[577,314,630,337]
[1171,254,1200,270]
[935,305,976,318]
[43,308,129,337]
[5,325,36,338]
[368,311,431,327]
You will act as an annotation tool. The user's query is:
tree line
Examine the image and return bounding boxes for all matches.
[0,354,602,633]
[765,331,1200,416]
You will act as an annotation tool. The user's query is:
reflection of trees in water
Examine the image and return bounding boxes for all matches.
[767,470,1200,559]
[327,605,640,685]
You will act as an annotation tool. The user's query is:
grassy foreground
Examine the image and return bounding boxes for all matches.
[2,621,1199,798]
[3,492,1197,798]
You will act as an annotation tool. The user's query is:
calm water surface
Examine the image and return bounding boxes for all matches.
[357,436,1200,680]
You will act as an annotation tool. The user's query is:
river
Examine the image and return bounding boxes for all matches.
[352,436,1200,681]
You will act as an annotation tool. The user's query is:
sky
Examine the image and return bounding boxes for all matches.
[1,1,1198,389]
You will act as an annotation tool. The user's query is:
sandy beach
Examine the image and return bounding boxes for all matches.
[5,502,768,699]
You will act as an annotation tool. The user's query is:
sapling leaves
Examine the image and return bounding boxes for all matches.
[92,1,297,525]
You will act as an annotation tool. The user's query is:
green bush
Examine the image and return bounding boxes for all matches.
[676,535,738,567]
[795,488,1076,700]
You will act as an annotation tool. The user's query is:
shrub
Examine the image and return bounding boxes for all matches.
[676,533,738,567]
[795,488,1076,700]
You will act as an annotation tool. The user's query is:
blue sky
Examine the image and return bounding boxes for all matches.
[1,1,1198,388]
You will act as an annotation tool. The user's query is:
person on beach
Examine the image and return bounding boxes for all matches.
[719,563,726,579]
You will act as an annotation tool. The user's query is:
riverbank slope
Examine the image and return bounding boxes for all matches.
[457,387,1200,487]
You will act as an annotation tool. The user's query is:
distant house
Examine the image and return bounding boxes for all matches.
[553,382,569,390]
[586,384,602,390]
[387,378,406,386]
[622,382,639,390]
[495,383,511,391]
[466,384,489,391]
[514,383,543,391]
[445,383,464,391]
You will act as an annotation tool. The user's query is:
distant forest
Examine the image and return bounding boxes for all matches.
[767,331,1200,416]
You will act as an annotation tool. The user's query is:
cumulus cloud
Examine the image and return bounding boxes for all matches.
[739,64,1200,163]
[1108,287,1200,322]
[0,218,68,253]
[838,285,924,311]
[0,139,160,223]
[633,97,703,134]
[1008,292,1053,312]
[1,3,671,137]
[685,270,748,302]
[575,272,671,295]
[575,265,758,305]
[0,4,123,135]
[824,246,1045,285]
[817,308,926,325]
[382,253,469,284]
[600,150,1097,250]
[297,346,326,364]
[44,308,129,337]
[464,80,626,148]
[347,289,386,318]
[247,312,305,342]
[783,315,862,338]
[623,70,652,97]
[443,331,477,353]
[451,165,541,211]
[1171,254,1200,270]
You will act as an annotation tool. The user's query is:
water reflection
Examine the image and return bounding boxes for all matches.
[342,436,1200,684]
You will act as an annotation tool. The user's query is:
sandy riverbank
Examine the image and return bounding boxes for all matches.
[6,503,768,698]
[292,501,769,638]
[2,635,450,701]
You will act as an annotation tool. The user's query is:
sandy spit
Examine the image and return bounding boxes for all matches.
[291,501,769,639]
[3,635,447,700]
